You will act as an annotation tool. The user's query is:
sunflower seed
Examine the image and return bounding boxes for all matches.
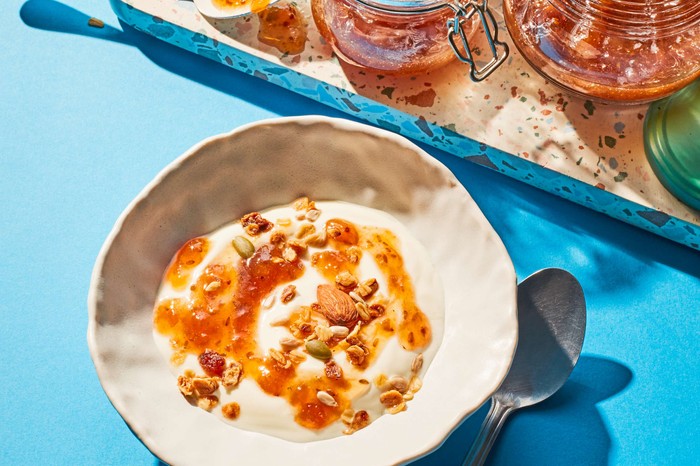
[88,17,104,28]
[329,325,349,339]
[204,280,221,292]
[411,353,424,373]
[262,294,276,310]
[279,337,302,351]
[317,390,338,407]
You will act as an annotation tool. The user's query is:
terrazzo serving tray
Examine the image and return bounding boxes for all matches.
[110,0,700,250]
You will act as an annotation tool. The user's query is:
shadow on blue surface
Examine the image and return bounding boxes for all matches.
[19,0,352,122]
[413,355,632,466]
[432,147,700,287]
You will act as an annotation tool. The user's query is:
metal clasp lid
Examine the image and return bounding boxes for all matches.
[446,0,508,81]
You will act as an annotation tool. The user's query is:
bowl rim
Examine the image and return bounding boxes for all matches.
[87,114,517,465]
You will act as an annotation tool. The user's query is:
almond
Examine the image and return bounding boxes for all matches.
[316,284,359,327]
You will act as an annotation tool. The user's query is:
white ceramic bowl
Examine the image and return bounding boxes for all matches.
[88,116,517,466]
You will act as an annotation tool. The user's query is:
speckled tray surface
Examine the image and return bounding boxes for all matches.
[111,0,700,250]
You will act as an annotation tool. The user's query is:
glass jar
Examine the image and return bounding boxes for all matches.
[503,0,700,103]
[311,0,509,79]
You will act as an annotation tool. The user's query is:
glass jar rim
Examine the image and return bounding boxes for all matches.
[353,0,455,14]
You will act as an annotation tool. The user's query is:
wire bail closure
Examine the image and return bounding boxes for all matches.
[447,0,508,81]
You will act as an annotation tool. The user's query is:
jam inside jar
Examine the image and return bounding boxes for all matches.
[311,0,508,78]
[503,0,700,103]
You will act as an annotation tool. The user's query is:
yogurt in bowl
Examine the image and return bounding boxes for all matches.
[153,199,444,440]
[88,116,517,466]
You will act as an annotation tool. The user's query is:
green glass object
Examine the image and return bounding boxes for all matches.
[644,79,700,211]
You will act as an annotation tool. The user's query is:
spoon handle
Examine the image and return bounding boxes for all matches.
[462,398,513,466]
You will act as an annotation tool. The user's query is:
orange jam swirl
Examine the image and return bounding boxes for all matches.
[154,210,433,431]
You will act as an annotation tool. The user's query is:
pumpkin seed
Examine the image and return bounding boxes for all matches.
[306,339,332,360]
[232,236,255,259]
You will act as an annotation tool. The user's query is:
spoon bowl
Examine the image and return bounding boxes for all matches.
[464,268,586,465]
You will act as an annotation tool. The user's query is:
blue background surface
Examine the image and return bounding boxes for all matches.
[2,1,699,464]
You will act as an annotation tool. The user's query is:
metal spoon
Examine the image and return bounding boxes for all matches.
[463,268,586,466]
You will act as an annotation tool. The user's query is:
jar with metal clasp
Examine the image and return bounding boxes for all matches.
[503,0,700,103]
[311,0,509,79]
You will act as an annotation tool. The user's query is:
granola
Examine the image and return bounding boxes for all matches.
[153,198,441,441]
